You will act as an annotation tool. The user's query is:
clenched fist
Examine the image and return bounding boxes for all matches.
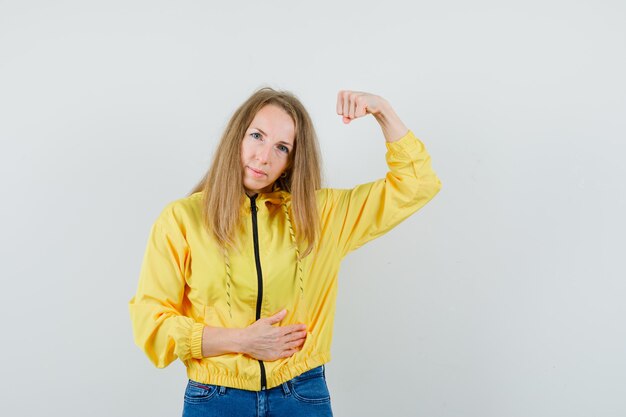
[336,90,388,124]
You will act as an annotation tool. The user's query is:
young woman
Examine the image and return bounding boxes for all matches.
[129,87,442,416]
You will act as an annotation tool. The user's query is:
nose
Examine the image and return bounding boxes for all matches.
[256,142,272,164]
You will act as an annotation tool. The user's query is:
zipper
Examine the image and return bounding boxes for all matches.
[249,194,267,390]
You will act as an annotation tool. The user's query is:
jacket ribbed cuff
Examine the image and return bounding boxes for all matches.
[190,323,205,359]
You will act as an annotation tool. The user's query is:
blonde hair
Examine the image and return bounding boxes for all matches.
[189,86,322,259]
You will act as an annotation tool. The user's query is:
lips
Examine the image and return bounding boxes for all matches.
[247,166,267,176]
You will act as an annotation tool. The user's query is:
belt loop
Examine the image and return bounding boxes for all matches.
[218,385,227,395]
[281,381,291,396]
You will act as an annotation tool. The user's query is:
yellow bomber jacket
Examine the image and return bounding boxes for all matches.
[128,129,442,391]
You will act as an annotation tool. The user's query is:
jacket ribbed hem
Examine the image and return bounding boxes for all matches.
[266,353,330,388]
[185,352,330,391]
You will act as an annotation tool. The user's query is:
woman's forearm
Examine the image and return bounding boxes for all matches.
[373,99,409,143]
[200,310,307,360]
[201,325,244,357]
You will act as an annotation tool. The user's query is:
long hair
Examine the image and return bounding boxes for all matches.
[189,86,322,258]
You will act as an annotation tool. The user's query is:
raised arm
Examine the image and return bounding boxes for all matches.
[324,90,442,257]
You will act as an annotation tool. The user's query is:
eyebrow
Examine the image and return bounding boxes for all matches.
[252,127,293,146]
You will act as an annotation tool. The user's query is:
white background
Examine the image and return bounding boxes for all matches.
[1,1,625,416]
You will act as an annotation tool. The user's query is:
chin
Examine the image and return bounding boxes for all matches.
[244,181,272,194]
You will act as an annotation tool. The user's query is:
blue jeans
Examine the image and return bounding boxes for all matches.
[181,365,333,417]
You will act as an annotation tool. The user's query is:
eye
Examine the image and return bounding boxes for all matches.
[250,132,262,140]
[278,144,289,154]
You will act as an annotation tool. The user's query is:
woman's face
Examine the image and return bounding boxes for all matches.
[241,104,295,195]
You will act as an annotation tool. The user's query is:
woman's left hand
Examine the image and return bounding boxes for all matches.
[336,90,388,124]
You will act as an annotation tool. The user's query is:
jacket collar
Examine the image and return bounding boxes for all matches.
[244,183,291,208]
